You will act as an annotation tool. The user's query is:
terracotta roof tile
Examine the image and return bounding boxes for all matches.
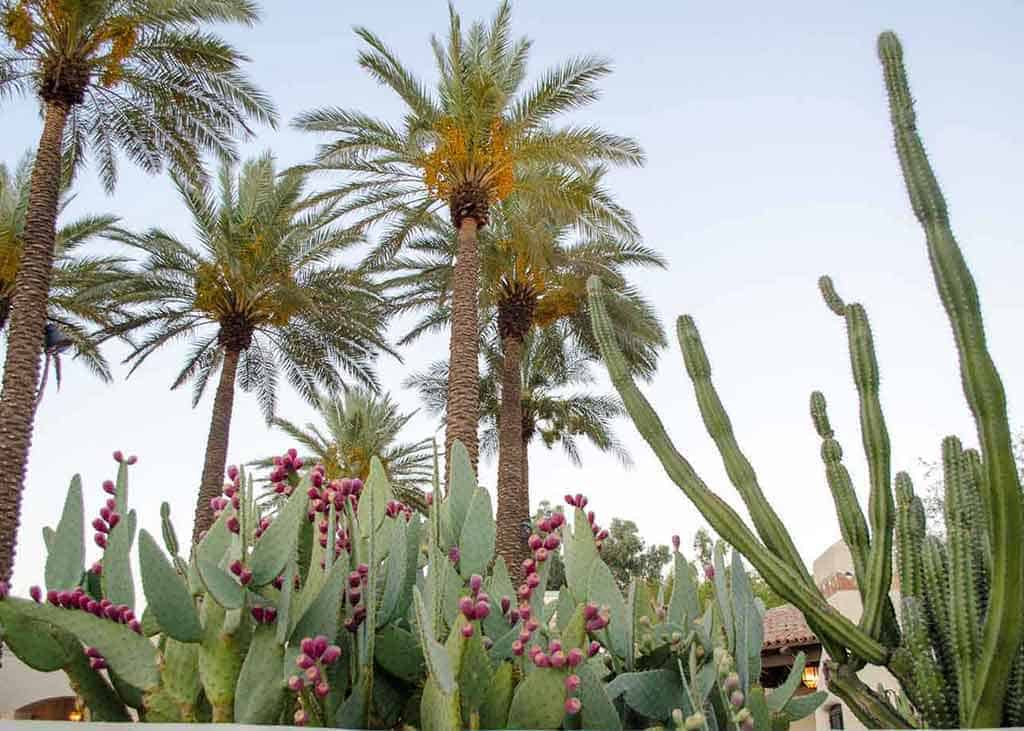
[762,604,817,649]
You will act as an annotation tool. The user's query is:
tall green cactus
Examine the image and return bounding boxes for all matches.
[588,30,1023,729]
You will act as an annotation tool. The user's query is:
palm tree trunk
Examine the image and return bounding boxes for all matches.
[193,348,241,542]
[0,101,70,583]
[445,216,480,476]
[496,335,529,582]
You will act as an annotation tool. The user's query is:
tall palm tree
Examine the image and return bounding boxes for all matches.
[294,1,643,471]
[253,387,432,512]
[395,202,665,573]
[0,0,275,581]
[113,153,393,539]
[1,151,130,394]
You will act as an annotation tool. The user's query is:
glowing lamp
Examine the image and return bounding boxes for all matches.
[801,664,819,689]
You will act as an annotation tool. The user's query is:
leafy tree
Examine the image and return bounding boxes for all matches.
[294,1,643,470]
[113,154,392,538]
[0,0,274,581]
[599,517,672,592]
[253,388,432,511]
[1,151,129,395]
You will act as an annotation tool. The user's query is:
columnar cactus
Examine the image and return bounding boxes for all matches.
[588,31,1023,729]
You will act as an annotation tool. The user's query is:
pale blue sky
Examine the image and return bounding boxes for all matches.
[2,1,1022,593]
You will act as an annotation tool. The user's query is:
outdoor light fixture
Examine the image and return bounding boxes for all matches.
[802,664,819,689]
[67,710,83,722]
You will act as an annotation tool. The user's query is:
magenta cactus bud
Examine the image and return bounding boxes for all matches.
[579,496,588,508]
[354,606,367,621]
[312,635,328,658]
[227,465,239,481]
[77,594,91,610]
[672,534,681,551]
[527,534,542,551]
[598,529,609,541]
[534,652,550,667]
[723,672,740,692]
[94,533,107,549]
[544,534,561,550]
[90,561,102,575]
[85,646,102,658]
[509,609,520,625]
[357,563,368,577]
[584,603,599,621]
[565,697,582,715]
[474,601,490,620]
[104,605,120,620]
[585,618,605,633]
[105,498,116,511]
[231,495,240,510]
[107,512,121,528]
[730,690,745,708]
[224,484,237,498]
[518,606,531,621]
[348,571,361,589]
[448,546,460,564]
[538,518,551,533]
[588,511,596,526]
[102,480,116,495]
[526,572,541,589]
[476,591,490,605]
[99,506,111,522]
[518,584,532,600]
[92,518,109,533]
[251,606,266,623]
[296,652,315,670]
[550,650,567,668]
[229,559,243,576]
[272,575,284,590]
[589,640,601,657]
[526,618,540,633]
[344,618,357,633]
[500,596,511,615]
[239,568,252,585]
[469,574,483,594]
[704,564,715,581]
[293,709,308,726]
[287,675,303,693]
[461,623,474,638]
[522,558,536,574]
[315,680,329,698]
[535,547,549,563]
[122,608,135,622]
[300,636,317,657]
[321,645,341,665]
[529,644,543,659]
[482,636,494,650]
[511,640,524,656]
[350,478,364,494]
[459,596,475,619]
[89,657,107,671]
[548,640,563,653]
[293,457,304,469]
[311,472,324,488]
[129,619,141,634]
[113,450,124,463]
[226,516,240,534]
[518,629,532,644]
[550,511,565,528]
[29,585,41,602]
[264,607,277,623]
[287,448,298,460]
[126,455,138,465]
[307,487,320,499]
[348,589,361,605]
[565,674,581,693]
[567,648,584,667]
[565,493,576,506]
[46,589,59,605]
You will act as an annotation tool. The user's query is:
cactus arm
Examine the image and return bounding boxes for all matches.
[878,32,1023,726]
[826,663,914,729]
[961,449,990,615]
[588,276,887,666]
[64,646,132,721]
[818,281,897,647]
[810,392,871,592]
[675,315,813,589]
[899,597,955,727]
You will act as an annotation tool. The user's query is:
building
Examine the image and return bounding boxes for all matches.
[760,540,902,731]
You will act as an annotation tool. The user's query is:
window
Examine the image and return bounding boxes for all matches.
[829,704,844,730]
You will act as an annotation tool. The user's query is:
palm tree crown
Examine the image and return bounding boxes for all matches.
[254,387,432,511]
[114,152,394,536]
[1,0,276,187]
[0,151,128,384]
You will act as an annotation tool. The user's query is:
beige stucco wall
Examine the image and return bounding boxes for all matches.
[0,652,74,719]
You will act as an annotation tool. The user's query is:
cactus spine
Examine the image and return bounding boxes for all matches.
[589,30,1023,729]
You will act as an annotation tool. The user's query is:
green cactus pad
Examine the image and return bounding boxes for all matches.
[64,646,131,721]
[161,638,201,716]
[2,597,158,689]
[249,480,307,586]
[420,674,462,731]
[0,601,74,671]
[376,624,426,682]
[233,625,286,723]
[607,668,684,723]
[102,508,136,609]
[413,586,455,693]
[507,666,566,729]
[579,659,624,730]
[357,456,394,540]
[289,555,346,642]
[378,519,409,625]
[565,507,599,597]
[45,475,84,591]
[588,559,629,660]
[446,440,475,542]
[197,558,245,609]
[458,487,496,580]
[138,530,202,642]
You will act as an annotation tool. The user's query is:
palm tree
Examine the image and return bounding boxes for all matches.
[1,151,131,396]
[0,0,275,581]
[253,387,433,513]
[396,193,666,573]
[113,153,393,539]
[294,1,643,471]
[407,326,634,568]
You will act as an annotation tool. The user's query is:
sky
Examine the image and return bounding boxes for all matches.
[1,0,1022,596]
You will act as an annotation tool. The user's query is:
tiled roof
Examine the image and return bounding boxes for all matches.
[762,604,817,649]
